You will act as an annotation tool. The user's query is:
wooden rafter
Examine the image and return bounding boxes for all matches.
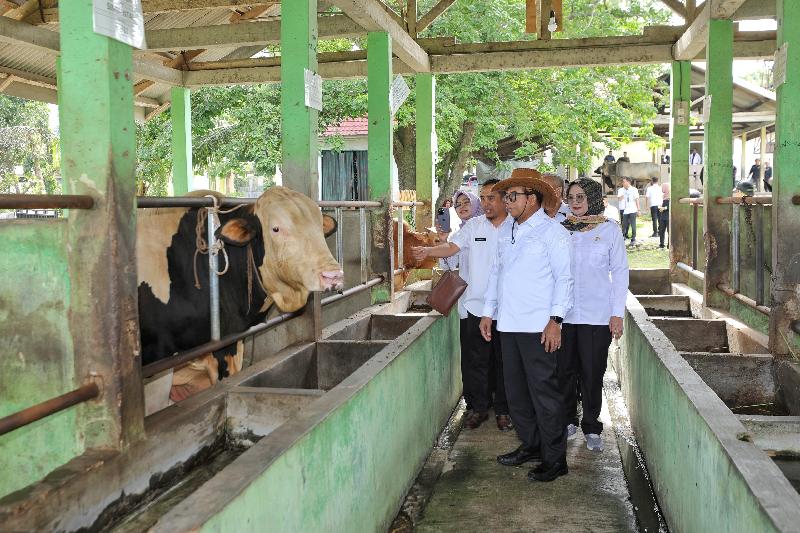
[660,0,688,19]
[330,0,430,72]
[144,14,363,52]
[229,4,276,22]
[417,0,457,33]
[377,0,404,28]
[673,0,748,60]
[406,0,417,37]
[4,0,40,21]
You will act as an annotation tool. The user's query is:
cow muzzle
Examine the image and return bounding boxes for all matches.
[319,270,345,291]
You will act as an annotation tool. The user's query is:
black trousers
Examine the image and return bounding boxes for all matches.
[650,206,660,234]
[658,208,669,247]
[461,313,509,414]
[622,213,637,240]
[558,323,613,435]
[501,332,566,464]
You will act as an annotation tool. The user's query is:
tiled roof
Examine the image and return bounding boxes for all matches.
[323,117,369,137]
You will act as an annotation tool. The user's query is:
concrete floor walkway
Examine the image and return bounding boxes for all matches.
[416,390,638,533]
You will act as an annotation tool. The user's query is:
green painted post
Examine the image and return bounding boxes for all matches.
[770,0,800,355]
[280,0,318,199]
[702,19,734,310]
[171,87,192,195]
[59,1,144,448]
[415,73,435,230]
[368,31,393,303]
[670,61,692,274]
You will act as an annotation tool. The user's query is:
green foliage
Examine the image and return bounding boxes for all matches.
[0,95,58,195]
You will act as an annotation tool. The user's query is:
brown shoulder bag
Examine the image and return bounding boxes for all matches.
[426,258,467,316]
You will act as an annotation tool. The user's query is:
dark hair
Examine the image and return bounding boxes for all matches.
[526,188,543,206]
[481,178,500,187]
[651,176,659,183]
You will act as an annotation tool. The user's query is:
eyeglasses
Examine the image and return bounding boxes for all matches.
[503,191,530,203]
[566,194,587,203]
[454,201,471,209]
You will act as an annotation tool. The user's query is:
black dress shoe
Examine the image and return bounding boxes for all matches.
[497,446,541,466]
[528,461,568,482]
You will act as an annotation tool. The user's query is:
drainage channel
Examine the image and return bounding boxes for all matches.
[604,367,669,533]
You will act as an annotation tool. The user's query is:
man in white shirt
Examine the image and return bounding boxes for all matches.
[602,197,620,220]
[645,177,664,238]
[479,168,573,483]
[689,148,702,165]
[619,178,640,245]
[412,179,513,432]
[616,184,626,223]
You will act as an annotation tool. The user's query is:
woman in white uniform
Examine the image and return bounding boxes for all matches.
[558,178,629,452]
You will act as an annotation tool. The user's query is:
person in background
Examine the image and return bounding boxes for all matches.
[541,173,570,222]
[616,182,627,224]
[413,180,512,431]
[619,178,640,245]
[559,178,629,452]
[604,150,616,164]
[480,168,573,483]
[617,152,630,163]
[645,177,664,238]
[747,158,761,183]
[602,197,619,220]
[764,161,773,192]
[659,183,670,249]
[689,148,703,165]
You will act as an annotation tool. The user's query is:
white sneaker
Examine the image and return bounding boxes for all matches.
[566,423,578,441]
[586,433,603,452]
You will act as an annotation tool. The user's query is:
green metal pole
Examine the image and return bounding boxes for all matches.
[59,1,144,447]
[280,0,319,199]
[670,60,692,275]
[770,0,800,355]
[368,31,393,304]
[415,73,435,230]
[171,87,192,195]
[702,18,733,310]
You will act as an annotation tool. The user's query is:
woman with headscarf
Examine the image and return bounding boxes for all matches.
[436,189,484,421]
[558,178,629,453]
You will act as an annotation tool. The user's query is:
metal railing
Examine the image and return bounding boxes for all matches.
[0,193,94,210]
[391,201,424,276]
[0,382,99,437]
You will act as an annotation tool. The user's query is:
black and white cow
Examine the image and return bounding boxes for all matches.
[136,187,343,404]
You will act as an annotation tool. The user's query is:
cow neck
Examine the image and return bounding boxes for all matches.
[191,202,270,315]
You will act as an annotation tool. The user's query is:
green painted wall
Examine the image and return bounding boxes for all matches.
[171,87,192,196]
[617,302,798,532]
[415,73,435,230]
[0,221,81,499]
[669,60,691,272]
[199,313,461,532]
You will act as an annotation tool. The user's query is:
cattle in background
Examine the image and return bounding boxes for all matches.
[601,160,661,191]
[137,187,343,410]
[392,220,440,288]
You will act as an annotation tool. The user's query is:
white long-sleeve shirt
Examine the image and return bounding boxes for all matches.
[564,221,629,326]
[482,208,573,333]
[449,214,510,319]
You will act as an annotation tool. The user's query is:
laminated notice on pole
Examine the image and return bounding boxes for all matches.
[390,75,410,115]
[93,0,147,50]
[774,43,788,88]
[702,95,712,124]
[304,69,323,111]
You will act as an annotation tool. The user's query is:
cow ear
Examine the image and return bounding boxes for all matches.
[322,214,337,238]
[217,214,261,246]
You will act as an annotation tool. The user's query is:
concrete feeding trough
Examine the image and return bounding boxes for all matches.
[611,269,800,532]
[0,295,461,532]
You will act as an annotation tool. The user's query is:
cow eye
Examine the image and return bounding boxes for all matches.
[272,227,279,233]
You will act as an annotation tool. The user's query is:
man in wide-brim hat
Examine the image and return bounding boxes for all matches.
[492,168,562,217]
[480,166,574,482]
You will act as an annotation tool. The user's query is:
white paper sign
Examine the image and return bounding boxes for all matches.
[304,69,323,111]
[93,0,146,50]
[674,100,689,126]
[774,43,788,88]
[702,95,712,124]
[390,75,411,115]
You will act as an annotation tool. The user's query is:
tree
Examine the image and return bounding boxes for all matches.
[0,95,58,196]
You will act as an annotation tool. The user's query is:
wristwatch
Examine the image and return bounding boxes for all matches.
[550,315,563,324]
